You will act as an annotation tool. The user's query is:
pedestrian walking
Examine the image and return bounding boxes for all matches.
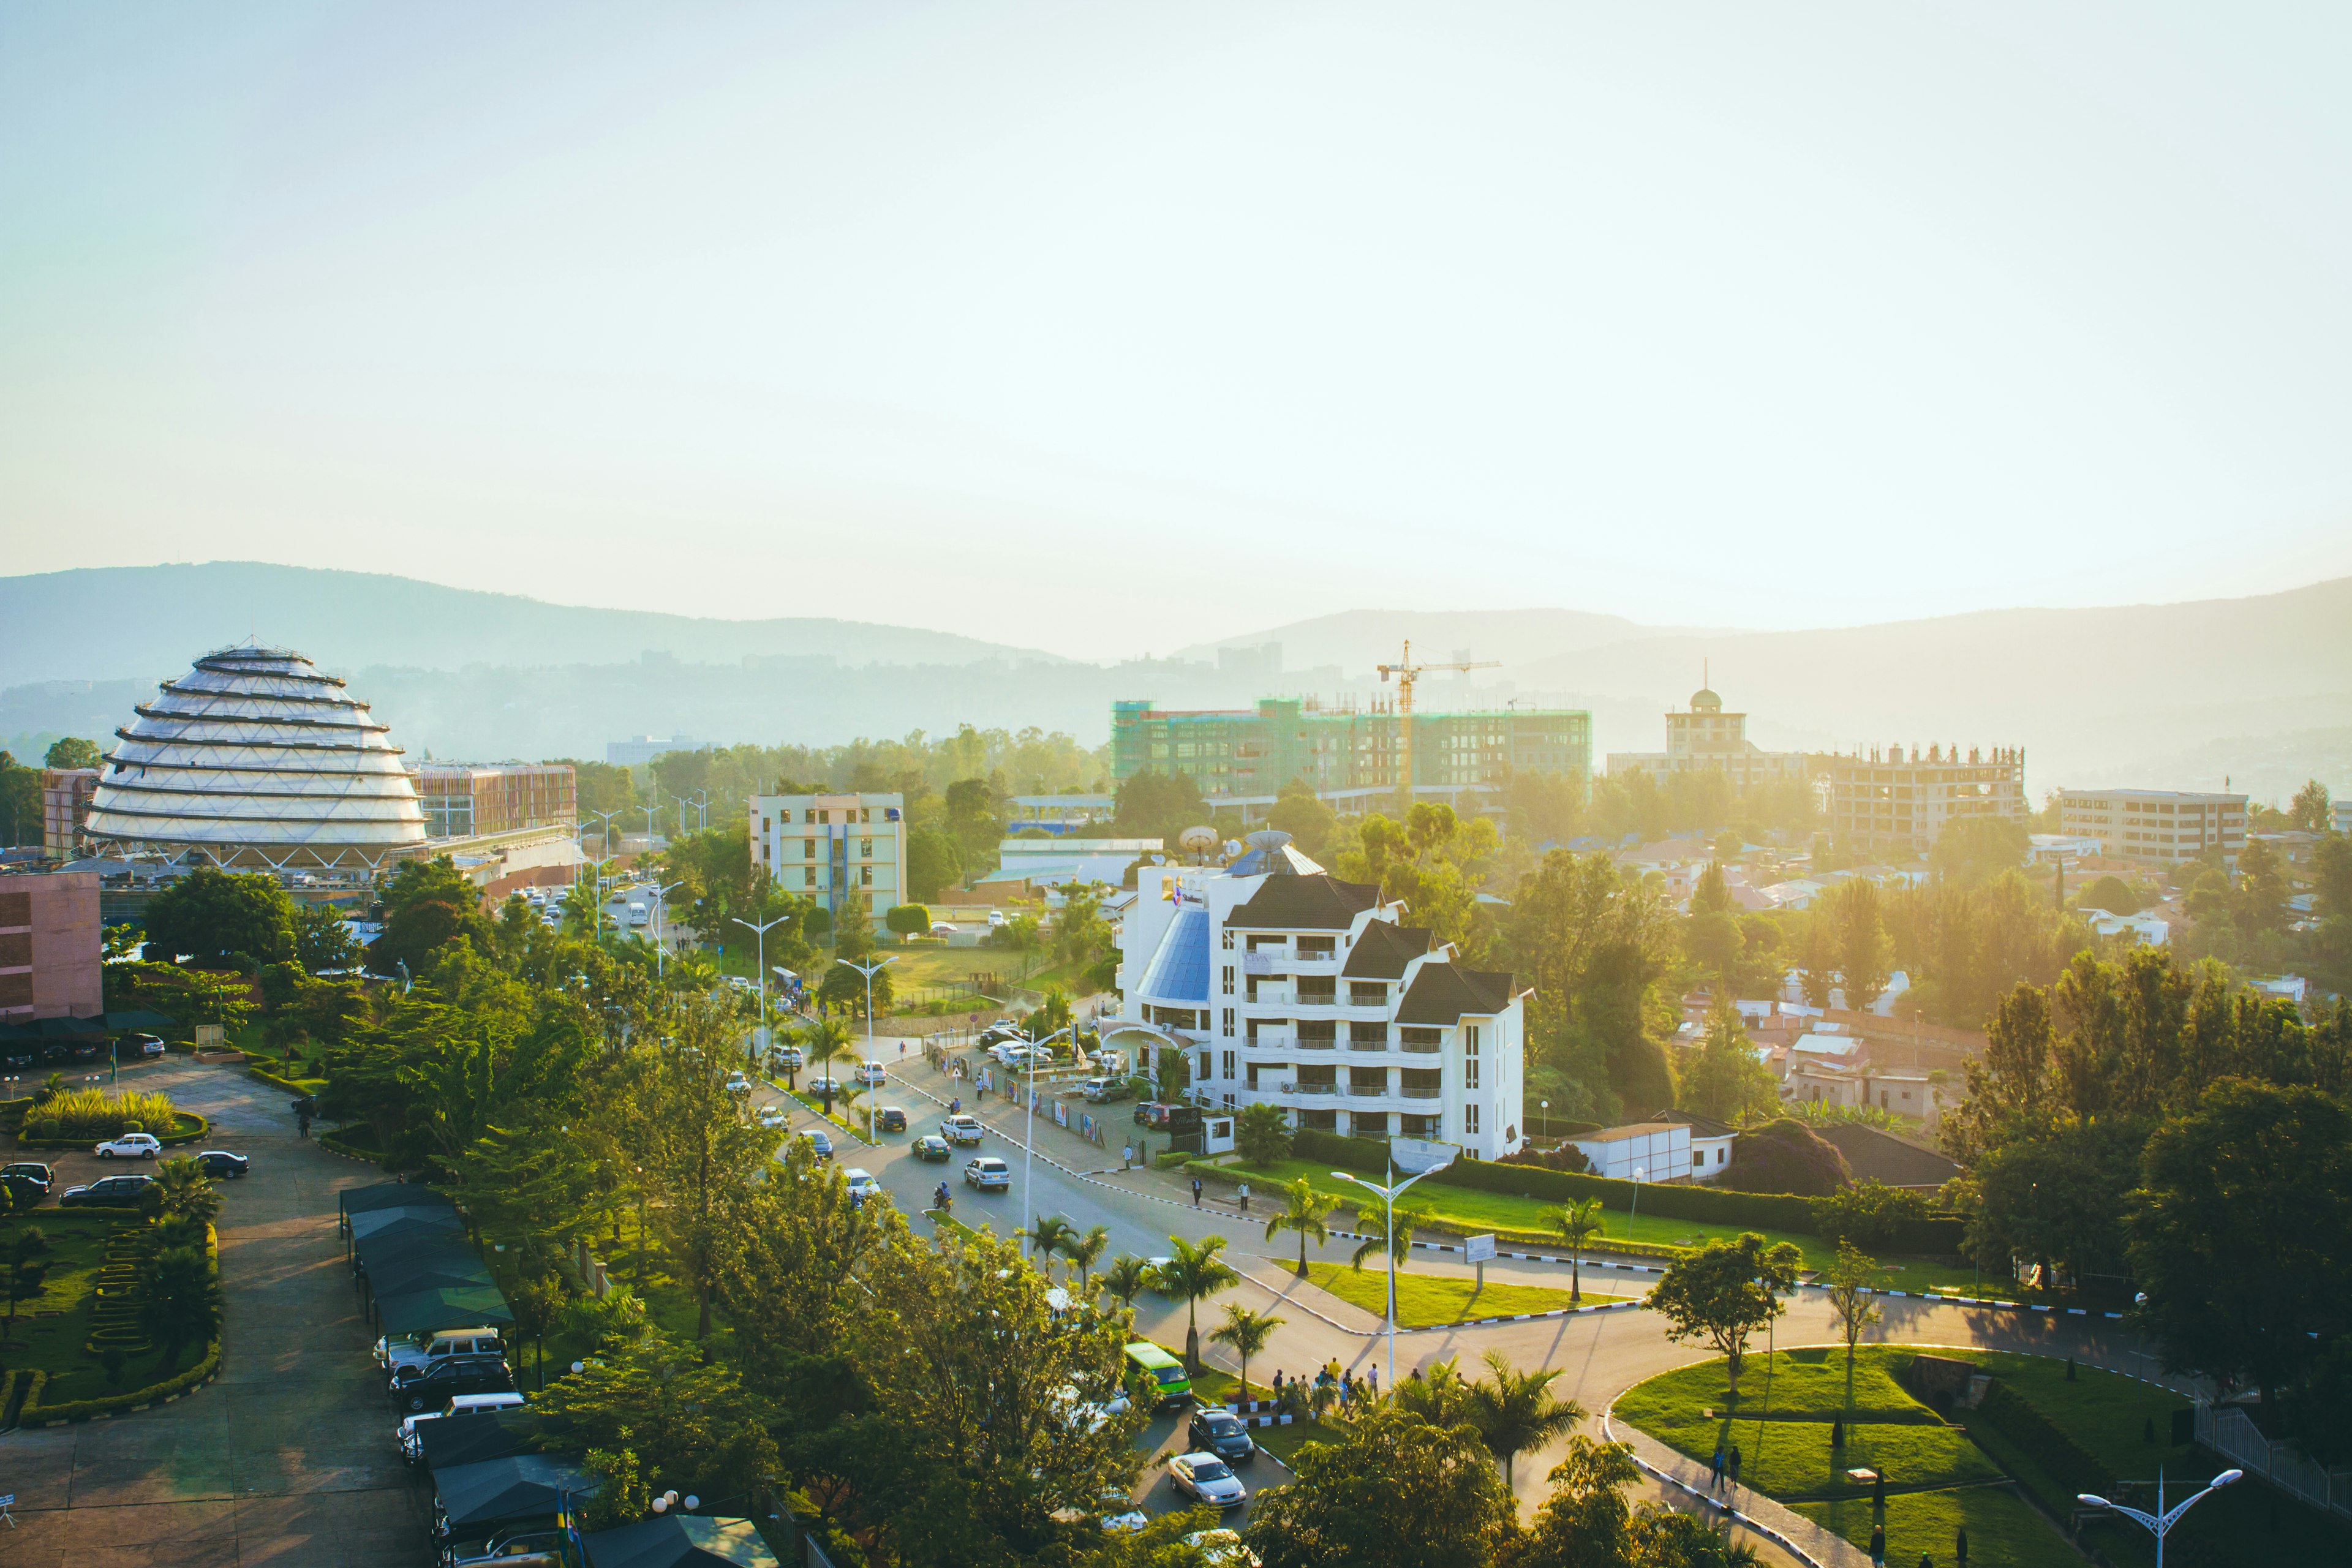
[1919,1553,1934,1567]
[1193,1177,1204,1207]
[1874,1470,1887,1510]
[1709,1444,1726,1492]
[1238,1182,1251,1214]
[1368,1366,1378,1400]
[1868,1523,1885,1566]
[1954,1525,1967,1566]
[1123,1144,1135,1170]
[1728,1445,1743,1493]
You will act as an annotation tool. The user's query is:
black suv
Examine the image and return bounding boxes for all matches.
[61,1174,157,1208]
[1188,1408,1257,1463]
[393,1355,515,1412]
[876,1107,908,1133]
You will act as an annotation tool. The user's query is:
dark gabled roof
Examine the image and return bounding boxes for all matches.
[1227,873,1381,932]
[1651,1107,1736,1139]
[1395,963,1519,1025]
[1813,1122,1961,1190]
[1341,920,1434,979]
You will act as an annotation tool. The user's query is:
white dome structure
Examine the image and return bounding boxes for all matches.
[84,644,427,872]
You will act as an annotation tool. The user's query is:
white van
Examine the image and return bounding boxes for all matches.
[627,900,650,927]
[396,1390,527,1461]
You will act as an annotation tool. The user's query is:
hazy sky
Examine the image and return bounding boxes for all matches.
[6,3,2351,660]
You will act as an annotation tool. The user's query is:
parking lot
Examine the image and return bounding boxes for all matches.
[0,1056,433,1568]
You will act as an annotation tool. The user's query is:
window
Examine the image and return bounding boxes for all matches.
[860,866,873,886]
[1221,928,1233,950]
[804,809,817,824]
[1221,965,1234,996]
[803,839,816,859]
[1199,1052,1212,1082]
[1222,1051,1235,1080]
[1465,1025,1480,1056]
[1221,1007,1234,1036]
[860,838,873,859]
[1348,982,1385,1005]
[1466,1057,1480,1089]
[861,808,872,823]
[804,867,816,888]
[1466,1104,1480,1134]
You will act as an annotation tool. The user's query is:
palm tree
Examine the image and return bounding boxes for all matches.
[1026,1215,1077,1278]
[1544,1197,1606,1303]
[152,1158,221,1227]
[139,1243,222,1371]
[1208,1303,1283,1406]
[1392,1354,1474,1427]
[1264,1177,1341,1278]
[1100,1254,1153,1313]
[1348,1200,1432,1270]
[801,1014,855,1115]
[1060,1224,1110,1291]
[1158,1234,1240,1375]
[1465,1348,1585,1490]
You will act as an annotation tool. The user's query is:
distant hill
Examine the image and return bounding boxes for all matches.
[0,563,1067,685]
[1172,607,1716,676]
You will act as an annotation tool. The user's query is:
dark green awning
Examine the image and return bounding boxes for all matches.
[376,1282,513,1336]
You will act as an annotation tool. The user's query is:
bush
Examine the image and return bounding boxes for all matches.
[1718,1119,1852,1197]
[1815,1180,1931,1247]
[21,1088,181,1142]
[1972,1379,2117,1499]
[1235,1102,1292,1166]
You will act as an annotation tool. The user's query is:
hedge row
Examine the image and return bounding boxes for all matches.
[1970,1379,2117,1501]
[16,1111,209,1151]
[317,1126,386,1164]
[245,1063,322,1096]
[1287,1129,1967,1253]
[24,1222,221,1426]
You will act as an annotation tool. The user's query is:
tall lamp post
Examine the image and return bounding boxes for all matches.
[2079,1469,2241,1568]
[1332,1151,1453,1390]
[650,881,686,978]
[734,913,793,1063]
[1009,1023,1075,1226]
[835,955,896,1146]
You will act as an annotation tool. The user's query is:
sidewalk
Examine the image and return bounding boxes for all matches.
[1602,1411,1868,1568]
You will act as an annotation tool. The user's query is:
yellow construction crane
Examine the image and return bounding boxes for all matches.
[1375,639,1501,802]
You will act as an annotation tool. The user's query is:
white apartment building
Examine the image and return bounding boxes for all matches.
[2057,788,2246,869]
[1105,834,1528,1160]
[748,792,908,919]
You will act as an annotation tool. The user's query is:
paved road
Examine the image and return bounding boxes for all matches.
[0,1057,430,1568]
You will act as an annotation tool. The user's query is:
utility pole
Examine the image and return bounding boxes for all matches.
[835,956,895,1147]
[651,880,686,979]
[1374,640,1499,809]
[734,913,793,1061]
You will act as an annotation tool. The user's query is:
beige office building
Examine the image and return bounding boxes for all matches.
[1817,743,2027,858]
[749,792,907,919]
[2058,788,2245,869]
[1606,682,1809,790]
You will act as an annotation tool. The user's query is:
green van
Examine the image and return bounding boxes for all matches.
[1124,1341,1193,1409]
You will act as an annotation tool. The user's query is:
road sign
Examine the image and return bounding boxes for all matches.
[1464,1234,1496,1263]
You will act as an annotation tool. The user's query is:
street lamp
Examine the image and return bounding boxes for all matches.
[1540,1099,1549,1139]
[650,881,687,978]
[1010,1022,1076,1224]
[835,955,895,1147]
[734,913,794,1060]
[1630,1166,1647,1235]
[1332,1151,1453,1392]
[2079,1469,2241,1567]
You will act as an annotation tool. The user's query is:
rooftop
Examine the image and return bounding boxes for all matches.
[1396,963,1520,1025]
[1228,873,1381,931]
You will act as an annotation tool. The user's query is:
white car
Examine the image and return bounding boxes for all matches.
[395,1390,526,1461]
[929,921,959,937]
[940,1114,985,1145]
[988,910,1008,929]
[757,1106,790,1129]
[855,1060,888,1085]
[844,1168,883,1204]
[723,1071,752,1095]
[963,1156,1011,1191]
[1185,1529,1262,1567]
[1168,1452,1248,1509]
[1096,1488,1149,1535]
[93,1133,161,1159]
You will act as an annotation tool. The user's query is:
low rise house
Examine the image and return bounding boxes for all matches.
[1647,1109,1736,1181]
[1569,1119,1695,1184]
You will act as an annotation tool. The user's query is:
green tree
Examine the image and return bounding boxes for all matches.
[906,824,962,902]
[1061,1223,1111,1291]
[2127,1078,2352,1412]
[830,894,878,961]
[1025,1213,1077,1279]
[151,1157,222,1227]
[1245,1406,1515,1568]
[2315,835,2352,922]
[142,864,296,965]
[800,1014,856,1114]
[581,1447,652,1531]
[1499,850,1677,1119]
[1,1226,50,1335]
[1813,1179,1927,1249]
[1929,815,2029,888]
[1267,779,1341,861]
[2233,839,2291,934]
[2292,779,2334,835]
[1645,1232,1803,1401]
[1964,1116,2141,1291]
[1158,1234,1239,1375]
[1392,1355,1476,1429]
[1350,1200,1433,1275]
[0,753,38,850]
[1823,1242,1884,1416]
[1114,769,1208,846]
[538,1325,781,1505]
[43,737,102,771]
[884,902,932,942]
[1466,1349,1585,1490]
[1826,878,1891,1013]
[1543,1198,1605,1303]
[139,1242,222,1370]
[1210,1303,1283,1402]
[2074,874,2141,916]
[942,777,1003,865]
[1235,1102,1293,1166]
[1679,997,1778,1125]
[1099,1253,1155,1313]
[711,1138,890,1388]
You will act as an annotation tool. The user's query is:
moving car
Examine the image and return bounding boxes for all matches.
[844,1169,883,1205]
[757,1106,790,1129]
[799,1129,834,1160]
[379,1327,508,1377]
[771,1044,805,1070]
[806,1076,846,1099]
[1167,1452,1247,1509]
[911,1134,951,1163]
[1124,1341,1192,1408]
[1,1161,53,1194]
[393,1354,515,1413]
[929,921,958,937]
[855,1060,888,1085]
[1188,1408,1257,1463]
[194,1150,251,1178]
[93,1133,162,1159]
[723,1071,752,1094]
[60,1174,157,1208]
[869,1106,905,1133]
[963,1156,1011,1191]
[940,1114,984,1145]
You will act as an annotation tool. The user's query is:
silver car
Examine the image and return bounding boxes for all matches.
[1168,1452,1247,1509]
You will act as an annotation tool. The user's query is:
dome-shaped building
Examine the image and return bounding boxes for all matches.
[83,644,427,872]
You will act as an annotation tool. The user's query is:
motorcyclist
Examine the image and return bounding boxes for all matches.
[935,1182,952,1212]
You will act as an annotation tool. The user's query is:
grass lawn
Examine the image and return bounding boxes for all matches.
[1300,1262,1623,1329]
[1615,1346,1942,1427]
[0,1215,200,1406]
[1794,1485,2075,1568]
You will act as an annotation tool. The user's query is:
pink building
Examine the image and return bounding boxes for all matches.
[0,872,103,1023]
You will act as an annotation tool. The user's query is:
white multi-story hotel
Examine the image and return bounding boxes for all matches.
[1104,832,1528,1161]
[2057,788,2247,869]
[748,791,908,919]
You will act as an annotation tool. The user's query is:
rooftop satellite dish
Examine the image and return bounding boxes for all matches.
[1245,830,1294,852]
[1178,825,1220,858]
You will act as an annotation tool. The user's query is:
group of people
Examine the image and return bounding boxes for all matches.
[1266,1360,1379,1412]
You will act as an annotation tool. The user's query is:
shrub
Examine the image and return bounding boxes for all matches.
[1815,1180,1930,1247]
[1235,1102,1293,1166]
[1719,1118,1852,1197]
[21,1089,181,1142]
[1973,1379,2117,1499]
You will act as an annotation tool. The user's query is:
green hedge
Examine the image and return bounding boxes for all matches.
[246,1063,323,1095]
[24,1221,222,1426]
[17,1111,209,1151]
[317,1125,387,1164]
[1969,1379,2117,1500]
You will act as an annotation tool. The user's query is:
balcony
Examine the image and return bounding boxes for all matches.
[1242,952,1277,977]
[1399,1085,1443,1099]
[1343,1038,1389,1054]
[1245,1033,1292,1052]
[1294,1036,1336,1051]
[1281,1082,1341,1096]
[1344,1082,1390,1098]
[1400,1039,1442,1055]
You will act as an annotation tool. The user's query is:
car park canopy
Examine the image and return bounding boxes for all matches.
[369,1253,496,1301]
[377,1282,514,1336]
[583,1516,783,1568]
[340,1181,455,1223]
[433,1453,595,1531]
[419,1410,554,1473]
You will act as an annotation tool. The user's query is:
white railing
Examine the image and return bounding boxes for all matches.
[1344,1082,1391,1098]
[1399,1085,1443,1099]
[2198,1403,2352,1522]
[1281,1081,1340,1096]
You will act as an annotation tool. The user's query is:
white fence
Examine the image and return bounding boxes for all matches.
[2197,1401,2352,1522]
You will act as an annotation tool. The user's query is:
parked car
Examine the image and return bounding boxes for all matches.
[1096,1490,1149,1535]
[93,1133,162,1159]
[875,1106,907,1133]
[121,1032,168,1057]
[393,1354,514,1412]
[1081,1077,1126,1103]
[855,1060,888,1085]
[988,911,1009,929]
[844,1168,883,1205]
[1,1161,54,1194]
[807,1075,845,1099]
[1184,1529,1263,1567]
[379,1326,508,1378]
[978,1023,1022,1046]
[940,1114,985,1145]
[929,921,958,937]
[1133,1102,1174,1129]
[911,1134,951,1163]
[1167,1452,1247,1509]
[60,1173,158,1208]
[963,1156,1011,1191]
[1188,1408,1257,1463]
[799,1129,834,1161]
[194,1150,251,1178]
